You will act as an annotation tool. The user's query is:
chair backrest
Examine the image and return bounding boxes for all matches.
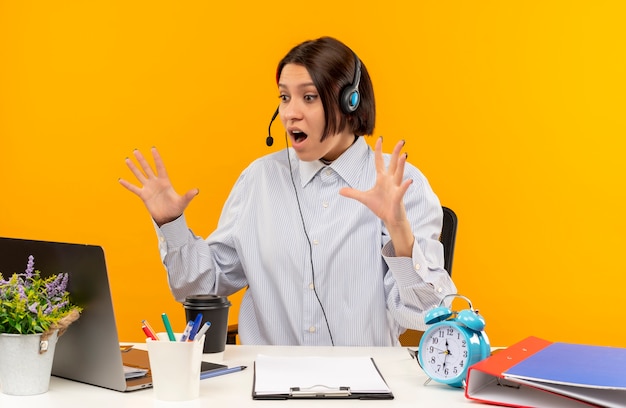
[398,205,458,347]
[440,206,458,276]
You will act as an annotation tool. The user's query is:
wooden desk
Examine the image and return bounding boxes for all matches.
[0,344,473,407]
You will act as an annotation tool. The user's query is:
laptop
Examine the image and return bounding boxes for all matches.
[0,237,153,392]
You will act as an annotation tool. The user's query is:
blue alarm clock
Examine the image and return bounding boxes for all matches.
[417,294,490,388]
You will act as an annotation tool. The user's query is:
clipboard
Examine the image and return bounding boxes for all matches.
[251,355,394,400]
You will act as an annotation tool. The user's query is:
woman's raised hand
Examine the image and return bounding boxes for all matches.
[339,137,412,226]
[339,137,415,256]
[119,147,198,226]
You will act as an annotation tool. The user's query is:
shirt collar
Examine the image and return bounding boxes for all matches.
[298,137,370,188]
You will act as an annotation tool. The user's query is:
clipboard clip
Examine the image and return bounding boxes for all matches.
[289,385,351,398]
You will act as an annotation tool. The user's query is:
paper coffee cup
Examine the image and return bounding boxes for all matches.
[183,295,231,353]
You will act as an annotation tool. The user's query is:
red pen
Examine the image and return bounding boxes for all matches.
[142,324,158,340]
[142,319,159,339]
[141,324,158,341]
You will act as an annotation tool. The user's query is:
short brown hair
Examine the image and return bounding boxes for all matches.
[276,37,376,140]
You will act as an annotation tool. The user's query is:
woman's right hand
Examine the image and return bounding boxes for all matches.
[118,147,198,227]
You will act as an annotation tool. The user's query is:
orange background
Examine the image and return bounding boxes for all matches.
[1,1,625,347]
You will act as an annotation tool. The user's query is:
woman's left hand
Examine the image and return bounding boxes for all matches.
[340,137,415,256]
[339,137,412,227]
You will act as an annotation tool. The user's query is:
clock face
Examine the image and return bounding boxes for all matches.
[418,322,472,385]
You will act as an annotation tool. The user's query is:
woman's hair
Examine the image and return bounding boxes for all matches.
[276,36,375,140]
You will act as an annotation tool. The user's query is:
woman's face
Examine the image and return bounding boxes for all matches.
[278,63,354,162]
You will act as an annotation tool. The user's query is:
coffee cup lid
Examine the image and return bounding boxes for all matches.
[183,295,231,307]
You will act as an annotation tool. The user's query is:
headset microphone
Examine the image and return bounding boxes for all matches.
[266,106,280,147]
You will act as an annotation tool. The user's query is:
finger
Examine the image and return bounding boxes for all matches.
[151,146,170,179]
[400,179,413,197]
[398,177,413,197]
[182,188,200,206]
[388,140,405,175]
[338,186,365,204]
[374,136,384,175]
[394,152,408,185]
[125,157,148,184]
[133,149,157,179]
[118,177,142,196]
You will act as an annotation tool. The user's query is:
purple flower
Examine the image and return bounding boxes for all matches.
[18,284,26,300]
[28,303,39,314]
[24,255,35,277]
[44,302,53,315]
[46,273,68,298]
[44,300,68,315]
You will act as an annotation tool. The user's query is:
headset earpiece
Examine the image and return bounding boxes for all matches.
[339,53,362,114]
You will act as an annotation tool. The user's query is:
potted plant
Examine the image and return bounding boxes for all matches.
[0,255,81,395]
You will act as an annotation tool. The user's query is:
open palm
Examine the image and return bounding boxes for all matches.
[339,137,413,228]
[119,147,198,226]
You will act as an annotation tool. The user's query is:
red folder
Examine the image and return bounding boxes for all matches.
[464,336,626,408]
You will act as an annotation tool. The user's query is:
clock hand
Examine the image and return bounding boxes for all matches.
[442,339,450,369]
[444,340,450,353]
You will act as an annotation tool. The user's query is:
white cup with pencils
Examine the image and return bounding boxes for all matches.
[146,332,206,401]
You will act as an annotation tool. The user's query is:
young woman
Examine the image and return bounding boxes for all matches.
[120,36,456,346]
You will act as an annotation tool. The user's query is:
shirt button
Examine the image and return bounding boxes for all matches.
[159,236,165,243]
[309,326,316,333]
[414,263,421,271]
[309,283,315,290]
[325,169,332,176]
[437,287,443,293]
[322,201,329,208]
[312,239,319,245]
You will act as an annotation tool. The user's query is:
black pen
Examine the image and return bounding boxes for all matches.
[200,365,247,380]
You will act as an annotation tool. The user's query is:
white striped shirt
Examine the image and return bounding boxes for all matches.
[156,137,456,346]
